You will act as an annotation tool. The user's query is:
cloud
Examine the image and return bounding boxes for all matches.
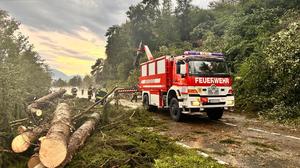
[19,25,104,75]
[0,0,213,75]
[0,0,140,37]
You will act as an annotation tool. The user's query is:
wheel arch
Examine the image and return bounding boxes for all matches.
[142,91,150,100]
[166,89,178,106]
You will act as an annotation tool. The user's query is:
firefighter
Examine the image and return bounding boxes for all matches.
[71,87,78,97]
[87,86,93,100]
[95,87,108,103]
[131,92,138,102]
[114,91,119,107]
[131,85,138,102]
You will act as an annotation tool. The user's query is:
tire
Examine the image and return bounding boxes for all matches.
[207,108,224,120]
[143,94,156,112]
[169,98,182,122]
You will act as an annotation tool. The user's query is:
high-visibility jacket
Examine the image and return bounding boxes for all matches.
[95,88,107,99]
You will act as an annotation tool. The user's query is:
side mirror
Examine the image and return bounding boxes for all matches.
[180,64,186,76]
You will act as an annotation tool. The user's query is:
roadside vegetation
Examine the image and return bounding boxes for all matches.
[91,0,300,125]
[0,10,51,166]
[68,103,225,168]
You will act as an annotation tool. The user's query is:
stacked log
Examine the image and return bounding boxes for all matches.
[39,103,72,168]
[10,87,117,167]
[28,153,43,168]
[11,124,49,153]
[28,89,66,115]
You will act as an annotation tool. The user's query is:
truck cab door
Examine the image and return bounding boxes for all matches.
[174,60,187,84]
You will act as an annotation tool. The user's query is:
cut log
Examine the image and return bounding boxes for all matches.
[59,112,100,167]
[11,124,49,153]
[17,125,27,134]
[39,103,72,168]
[28,153,41,168]
[28,89,66,114]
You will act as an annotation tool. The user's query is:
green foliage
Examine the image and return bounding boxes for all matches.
[52,78,68,87]
[68,75,82,87]
[154,154,224,168]
[175,0,192,41]
[68,106,224,168]
[260,103,300,125]
[265,21,300,105]
[0,10,51,166]
[82,75,93,87]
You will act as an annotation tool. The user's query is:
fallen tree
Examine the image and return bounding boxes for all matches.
[39,103,72,168]
[11,124,49,153]
[27,89,66,115]
[60,112,100,167]
[25,112,101,168]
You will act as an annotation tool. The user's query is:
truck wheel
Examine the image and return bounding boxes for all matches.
[143,94,156,112]
[207,108,224,120]
[169,98,182,122]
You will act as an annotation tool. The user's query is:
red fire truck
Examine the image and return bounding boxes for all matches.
[138,49,234,121]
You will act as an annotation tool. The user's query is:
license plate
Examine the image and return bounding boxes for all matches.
[209,99,220,103]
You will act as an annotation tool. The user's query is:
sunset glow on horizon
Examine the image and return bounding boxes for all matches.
[20,25,106,76]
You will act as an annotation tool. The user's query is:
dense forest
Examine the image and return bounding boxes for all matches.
[92,0,300,124]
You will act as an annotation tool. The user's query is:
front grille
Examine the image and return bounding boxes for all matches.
[190,108,200,112]
[203,102,225,105]
[189,94,228,97]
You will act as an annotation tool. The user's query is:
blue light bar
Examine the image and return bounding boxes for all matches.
[184,51,224,57]
[184,51,200,55]
[211,53,224,56]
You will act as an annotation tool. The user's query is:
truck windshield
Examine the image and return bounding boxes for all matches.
[188,60,229,76]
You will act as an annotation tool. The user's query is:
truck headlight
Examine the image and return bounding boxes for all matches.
[226,100,234,106]
[191,101,201,106]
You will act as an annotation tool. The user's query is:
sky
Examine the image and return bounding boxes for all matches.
[0,0,214,76]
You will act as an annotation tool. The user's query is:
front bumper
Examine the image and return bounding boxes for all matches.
[179,95,235,109]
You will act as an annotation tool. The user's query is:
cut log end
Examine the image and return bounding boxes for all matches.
[39,138,67,168]
[17,126,27,134]
[11,134,31,153]
[28,154,41,168]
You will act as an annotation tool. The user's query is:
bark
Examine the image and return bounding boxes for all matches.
[11,124,49,153]
[59,112,100,167]
[39,103,72,168]
[28,89,66,114]
[27,153,44,168]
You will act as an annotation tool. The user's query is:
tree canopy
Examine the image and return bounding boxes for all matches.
[0,10,51,166]
[91,0,300,123]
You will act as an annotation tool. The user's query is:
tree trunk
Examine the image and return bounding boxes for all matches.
[59,112,100,167]
[39,103,72,168]
[27,153,45,168]
[28,89,66,114]
[11,124,49,153]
